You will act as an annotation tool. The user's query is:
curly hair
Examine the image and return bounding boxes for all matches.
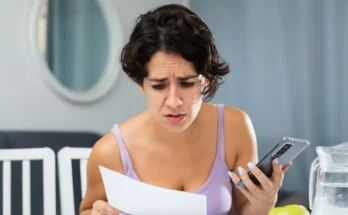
[120,4,230,101]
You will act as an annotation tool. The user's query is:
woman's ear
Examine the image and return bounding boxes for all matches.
[199,75,209,92]
[203,77,209,88]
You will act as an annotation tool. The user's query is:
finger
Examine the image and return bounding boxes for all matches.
[95,207,115,215]
[93,200,122,215]
[271,158,284,189]
[93,200,109,214]
[228,171,254,201]
[109,206,123,215]
[91,209,102,215]
[96,208,122,215]
[282,162,292,173]
[247,162,273,191]
[104,202,123,215]
[237,167,262,197]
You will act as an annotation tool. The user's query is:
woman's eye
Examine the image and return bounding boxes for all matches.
[181,82,195,88]
[152,84,165,90]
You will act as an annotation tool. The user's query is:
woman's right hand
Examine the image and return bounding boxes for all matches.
[91,200,125,215]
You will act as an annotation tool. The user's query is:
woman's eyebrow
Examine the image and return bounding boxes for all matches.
[179,75,199,81]
[149,75,199,82]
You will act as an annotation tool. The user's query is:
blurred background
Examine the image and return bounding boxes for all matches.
[0,0,347,214]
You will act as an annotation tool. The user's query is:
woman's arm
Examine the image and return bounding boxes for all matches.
[224,106,291,215]
[223,106,259,214]
[79,132,125,214]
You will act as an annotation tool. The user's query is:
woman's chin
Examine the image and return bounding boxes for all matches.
[163,118,192,133]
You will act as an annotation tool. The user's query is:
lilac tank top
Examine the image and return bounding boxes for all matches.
[111,104,233,215]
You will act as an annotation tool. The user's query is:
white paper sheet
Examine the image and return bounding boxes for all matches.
[99,166,207,215]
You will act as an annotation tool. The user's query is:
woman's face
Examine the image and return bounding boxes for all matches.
[140,51,206,133]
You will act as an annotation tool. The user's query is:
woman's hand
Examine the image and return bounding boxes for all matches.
[91,200,126,215]
[229,159,292,215]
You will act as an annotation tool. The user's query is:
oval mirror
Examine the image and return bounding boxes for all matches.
[29,0,124,103]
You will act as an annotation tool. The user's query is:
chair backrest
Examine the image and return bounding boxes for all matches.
[0,147,56,215]
[58,147,92,215]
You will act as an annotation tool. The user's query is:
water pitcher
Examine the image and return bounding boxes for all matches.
[309,142,348,214]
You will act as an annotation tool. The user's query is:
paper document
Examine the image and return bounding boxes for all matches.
[99,166,207,215]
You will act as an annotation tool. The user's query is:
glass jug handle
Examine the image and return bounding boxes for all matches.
[309,157,320,210]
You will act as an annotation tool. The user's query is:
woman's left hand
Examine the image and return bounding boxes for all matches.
[229,159,292,214]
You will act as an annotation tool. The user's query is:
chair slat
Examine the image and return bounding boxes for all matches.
[22,160,31,215]
[0,147,56,215]
[43,152,56,215]
[3,161,11,215]
[58,147,92,215]
[80,159,88,198]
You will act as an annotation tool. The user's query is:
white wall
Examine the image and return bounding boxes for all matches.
[0,0,189,135]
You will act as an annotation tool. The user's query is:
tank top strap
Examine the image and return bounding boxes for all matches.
[110,124,133,173]
[217,104,225,160]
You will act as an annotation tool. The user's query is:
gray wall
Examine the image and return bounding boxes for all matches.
[190,0,348,204]
[0,0,188,135]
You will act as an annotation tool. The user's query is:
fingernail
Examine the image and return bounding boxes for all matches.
[119,213,126,215]
[238,166,244,175]
[247,162,256,171]
[228,171,233,177]
[274,158,279,164]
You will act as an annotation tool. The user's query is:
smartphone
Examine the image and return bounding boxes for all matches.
[235,137,310,189]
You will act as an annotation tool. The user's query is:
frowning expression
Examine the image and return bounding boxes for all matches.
[141,51,206,132]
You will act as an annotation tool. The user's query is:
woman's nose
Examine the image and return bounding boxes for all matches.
[165,88,183,109]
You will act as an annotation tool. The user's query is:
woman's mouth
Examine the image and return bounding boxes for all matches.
[165,114,186,123]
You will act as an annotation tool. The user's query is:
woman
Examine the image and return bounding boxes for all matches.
[79,4,291,215]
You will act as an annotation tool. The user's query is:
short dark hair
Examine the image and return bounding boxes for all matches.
[120,4,230,101]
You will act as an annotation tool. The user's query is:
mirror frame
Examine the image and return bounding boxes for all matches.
[27,0,124,104]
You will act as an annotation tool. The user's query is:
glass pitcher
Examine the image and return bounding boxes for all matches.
[309,142,348,214]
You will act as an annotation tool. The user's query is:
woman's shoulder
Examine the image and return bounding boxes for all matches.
[221,104,256,143]
[220,104,258,169]
[81,131,125,179]
[87,112,147,174]
[116,111,148,138]
[204,102,250,122]
[95,111,147,147]
[222,104,251,124]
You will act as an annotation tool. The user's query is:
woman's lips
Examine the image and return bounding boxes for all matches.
[165,114,186,123]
